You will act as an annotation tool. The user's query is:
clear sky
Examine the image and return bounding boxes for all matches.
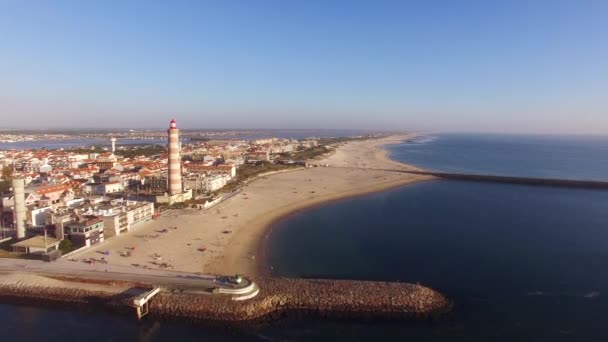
[1,1,607,133]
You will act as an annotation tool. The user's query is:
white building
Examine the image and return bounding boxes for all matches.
[205,174,230,192]
[83,181,124,195]
[102,201,154,237]
[27,205,52,227]
[184,173,231,193]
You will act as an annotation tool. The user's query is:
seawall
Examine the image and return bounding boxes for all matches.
[0,274,451,324]
[387,169,608,190]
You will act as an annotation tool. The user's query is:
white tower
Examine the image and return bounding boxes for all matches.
[12,178,26,239]
[167,119,182,195]
[110,137,117,153]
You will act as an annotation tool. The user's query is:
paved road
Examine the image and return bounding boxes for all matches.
[0,258,227,291]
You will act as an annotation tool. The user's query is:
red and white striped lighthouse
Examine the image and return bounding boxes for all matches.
[167,118,182,195]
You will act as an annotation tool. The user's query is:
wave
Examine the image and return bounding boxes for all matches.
[584,291,600,298]
[527,291,545,296]
[408,135,437,145]
[526,290,600,299]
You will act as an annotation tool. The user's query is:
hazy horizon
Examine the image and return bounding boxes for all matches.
[1,1,607,134]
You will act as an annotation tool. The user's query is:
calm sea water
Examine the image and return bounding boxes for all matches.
[3,133,608,341]
[265,134,608,341]
[0,138,168,150]
[268,181,608,341]
[390,133,608,180]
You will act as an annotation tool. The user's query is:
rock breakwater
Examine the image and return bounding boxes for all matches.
[0,274,451,323]
[150,277,451,323]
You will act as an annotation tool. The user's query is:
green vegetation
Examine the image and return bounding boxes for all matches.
[286,146,330,160]
[277,135,388,162]
[0,183,10,192]
[0,166,13,192]
[189,137,211,142]
[169,202,186,209]
[115,144,166,159]
[0,240,13,254]
[234,161,295,178]
[65,146,105,154]
[58,239,74,254]
[317,134,384,146]
[222,162,298,192]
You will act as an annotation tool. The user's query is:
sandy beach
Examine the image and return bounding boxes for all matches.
[77,134,432,277]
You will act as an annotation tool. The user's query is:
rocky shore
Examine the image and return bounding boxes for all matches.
[0,274,451,324]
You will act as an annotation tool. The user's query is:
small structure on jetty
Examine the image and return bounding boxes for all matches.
[132,286,161,319]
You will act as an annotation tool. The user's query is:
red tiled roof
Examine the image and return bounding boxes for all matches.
[34,184,71,195]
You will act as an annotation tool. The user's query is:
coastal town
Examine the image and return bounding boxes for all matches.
[2,0,603,338]
[0,119,423,272]
[0,119,451,322]
[0,121,600,323]
[0,120,333,258]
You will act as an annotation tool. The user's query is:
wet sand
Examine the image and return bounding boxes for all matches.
[78,134,431,277]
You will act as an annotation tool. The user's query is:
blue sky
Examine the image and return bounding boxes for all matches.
[1,0,607,133]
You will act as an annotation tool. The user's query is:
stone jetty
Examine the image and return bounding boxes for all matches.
[151,277,451,323]
[0,274,451,323]
[389,169,608,189]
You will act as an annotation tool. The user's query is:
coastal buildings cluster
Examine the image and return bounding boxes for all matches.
[0,131,452,326]
[0,128,317,144]
[0,119,320,257]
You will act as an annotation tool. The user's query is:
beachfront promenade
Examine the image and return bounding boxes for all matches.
[0,258,220,291]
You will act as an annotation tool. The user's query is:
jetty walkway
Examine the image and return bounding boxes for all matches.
[0,258,220,291]
[397,170,608,189]
[0,258,450,322]
[325,166,608,190]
